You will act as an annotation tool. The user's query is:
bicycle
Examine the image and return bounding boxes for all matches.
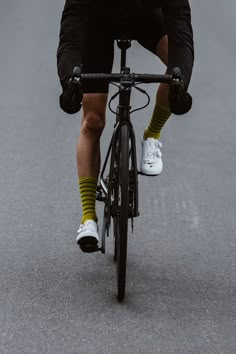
[70,39,182,302]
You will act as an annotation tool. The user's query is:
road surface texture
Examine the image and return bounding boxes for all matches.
[0,0,235,353]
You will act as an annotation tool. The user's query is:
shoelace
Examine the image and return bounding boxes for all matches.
[145,140,162,159]
[78,221,97,233]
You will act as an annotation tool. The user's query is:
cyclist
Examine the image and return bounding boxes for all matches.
[57,0,194,251]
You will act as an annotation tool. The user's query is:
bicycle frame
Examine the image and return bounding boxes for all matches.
[98,40,139,247]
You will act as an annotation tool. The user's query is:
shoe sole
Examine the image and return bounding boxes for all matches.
[140,171,160,176]
[77,236,99,253]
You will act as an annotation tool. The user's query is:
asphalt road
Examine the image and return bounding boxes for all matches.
[0,0,235,353]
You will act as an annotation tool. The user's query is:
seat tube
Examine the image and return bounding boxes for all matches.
[117,39,131,71]
[121,46,127,69]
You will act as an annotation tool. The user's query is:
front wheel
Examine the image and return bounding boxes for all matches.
[113,125,130,302]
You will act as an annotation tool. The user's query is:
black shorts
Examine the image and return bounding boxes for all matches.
[57,3,166,93]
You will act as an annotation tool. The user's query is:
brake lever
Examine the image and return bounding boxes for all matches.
[68,66,82,88]
[171,67,184,91]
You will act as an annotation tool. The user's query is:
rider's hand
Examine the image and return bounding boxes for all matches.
[59,80,83,115]
[168,68,192,115]
[169,88,192,115]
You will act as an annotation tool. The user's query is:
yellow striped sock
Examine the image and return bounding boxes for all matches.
[143,103,171,140]
[79,177,97,224]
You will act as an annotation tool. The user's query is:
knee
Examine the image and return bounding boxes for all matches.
[82,112,105,135]
[82,93,107,135]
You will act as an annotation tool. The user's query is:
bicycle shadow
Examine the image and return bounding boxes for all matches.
[15,239,233,323]
[122,254,234,320]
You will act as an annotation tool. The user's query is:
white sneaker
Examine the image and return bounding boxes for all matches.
[76,220,99,252]
[140,138,163,176]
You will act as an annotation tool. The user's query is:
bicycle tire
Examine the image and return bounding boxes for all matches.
[112,155,119,263]
[113,216,118,262]
[115,124,129,302]
[111,128,120,263]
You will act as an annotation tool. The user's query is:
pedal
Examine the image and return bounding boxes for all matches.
[78,236,99,253]
[79,243,100,253]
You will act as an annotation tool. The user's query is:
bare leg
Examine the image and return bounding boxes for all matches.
[77,93,108,178]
